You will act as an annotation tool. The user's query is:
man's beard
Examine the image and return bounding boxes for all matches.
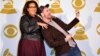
[44,15,52,19]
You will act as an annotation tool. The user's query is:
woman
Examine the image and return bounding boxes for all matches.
[17,1,47,56]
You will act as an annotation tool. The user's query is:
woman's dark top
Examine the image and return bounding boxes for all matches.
[20,14,43,41]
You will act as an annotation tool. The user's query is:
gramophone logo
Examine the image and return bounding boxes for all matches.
[97,48,100,55]
[0,0,16,14]
[95,2,100,12]
[50,0,63,13]
[96,24,100,35]
[3,48,13,56]
[73,23,88,40]
[3,24,18,38]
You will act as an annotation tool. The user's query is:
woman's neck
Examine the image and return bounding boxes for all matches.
[30,14,36,17]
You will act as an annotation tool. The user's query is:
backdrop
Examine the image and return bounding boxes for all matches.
[0,0,100,56]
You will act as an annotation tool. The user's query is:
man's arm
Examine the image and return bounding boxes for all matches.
[55,17,79,31]
[66,18,79,30]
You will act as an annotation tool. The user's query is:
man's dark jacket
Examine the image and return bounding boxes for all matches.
[42,17,79,56]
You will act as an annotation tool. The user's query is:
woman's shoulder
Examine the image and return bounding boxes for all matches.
[20,15,29,22]
[21,14,28,19]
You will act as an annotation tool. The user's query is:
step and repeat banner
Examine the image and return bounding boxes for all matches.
[0,0,100,56]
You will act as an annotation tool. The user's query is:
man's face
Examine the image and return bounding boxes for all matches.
[42,7,52,19]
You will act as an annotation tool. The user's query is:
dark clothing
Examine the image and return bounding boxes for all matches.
[17,15,46,56]
[42,17,79,56]
[18,39,45,56]
[20,15,43,41]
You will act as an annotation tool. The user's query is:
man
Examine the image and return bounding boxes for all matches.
[39,4,82,56]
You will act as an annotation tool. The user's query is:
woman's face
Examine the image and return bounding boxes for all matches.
[27,3,37,16]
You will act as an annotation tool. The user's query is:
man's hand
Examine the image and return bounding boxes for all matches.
[75,9,80,19]
[37,22,48,29]
[65,34,72,42]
